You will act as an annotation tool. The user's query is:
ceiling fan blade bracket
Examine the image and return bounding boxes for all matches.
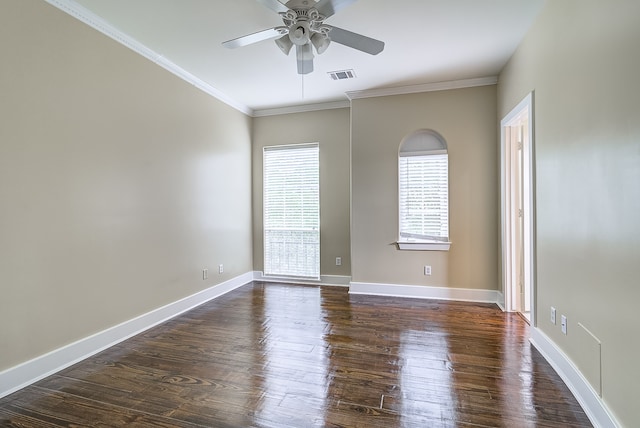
[316,25,331,36]
[307,8,323,22]
[284,10,296,20]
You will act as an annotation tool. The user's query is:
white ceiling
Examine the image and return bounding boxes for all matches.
[64,0,544,115]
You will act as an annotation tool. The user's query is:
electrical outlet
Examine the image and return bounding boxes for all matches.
[561,315,567,335]
[218,264,224,274]
[336,257,342,266]
[203,269,208,280]
[550,307,556,324]
[424,265,432,276]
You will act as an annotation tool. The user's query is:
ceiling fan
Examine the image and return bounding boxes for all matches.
[222,0,385,74]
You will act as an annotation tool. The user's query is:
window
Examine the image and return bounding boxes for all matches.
[263,143,320,278]
[398,130,451,251]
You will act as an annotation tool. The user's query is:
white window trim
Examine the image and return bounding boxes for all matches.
[396,240,451,251]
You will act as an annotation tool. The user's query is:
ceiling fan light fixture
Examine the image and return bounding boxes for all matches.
[289,22,310,45]
[311,33,331,54]
[275,34,293,55]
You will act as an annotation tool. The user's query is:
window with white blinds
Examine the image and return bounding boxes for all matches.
[263,143,319,278]
[397,129,450,251]
[399,153,449,242]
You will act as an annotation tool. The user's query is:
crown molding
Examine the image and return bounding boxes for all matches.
[252,76,500,116]
[44,0,253,116]
[253,77,499,116]
[346,76,499,100]
[252,100,351,117]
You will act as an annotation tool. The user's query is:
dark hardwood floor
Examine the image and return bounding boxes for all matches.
[0,282,592,427]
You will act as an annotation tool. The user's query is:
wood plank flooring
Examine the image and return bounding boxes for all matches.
[0,282,592,427]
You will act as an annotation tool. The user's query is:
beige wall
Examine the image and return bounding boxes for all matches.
[351,87,499,289]
[252,109,351,277]
[498,1,640,426]
[0,1,253,371]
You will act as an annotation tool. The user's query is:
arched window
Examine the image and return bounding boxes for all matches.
[398,129,451,251]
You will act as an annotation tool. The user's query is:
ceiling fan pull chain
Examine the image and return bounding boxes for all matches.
[301,71,305,100]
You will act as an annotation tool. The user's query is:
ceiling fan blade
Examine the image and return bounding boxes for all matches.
[255,0,289,14]
[222,27,286,49]
[314,0,357,18]
[325,25,384,55]
[296,43,314,74]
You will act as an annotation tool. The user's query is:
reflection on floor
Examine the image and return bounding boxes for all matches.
[0,282,592,427]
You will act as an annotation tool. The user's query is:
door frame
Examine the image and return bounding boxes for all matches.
[500,92,537,325]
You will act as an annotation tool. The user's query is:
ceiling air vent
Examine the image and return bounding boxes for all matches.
[328,69,356,80]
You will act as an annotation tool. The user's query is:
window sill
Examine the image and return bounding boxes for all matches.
[396,241,451,251]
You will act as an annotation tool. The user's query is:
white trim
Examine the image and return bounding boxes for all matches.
[43,0,253,116]
[0,272,253,399]
[253,100,351,117]
[319,275,352,286]
[396,241,451,251]
[496,291,506,311]
[349,282,498,304]
[346,77,498,100]
[529,328,620,428]
[253,77,497,116]
[500,92,536,325]
[253,271,351,287]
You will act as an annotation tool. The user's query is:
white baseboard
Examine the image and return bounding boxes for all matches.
[529,328,619,428]
[349,281,499,304]
[0,272,253,400]
[496,291,506,311]
[253,271,351,287]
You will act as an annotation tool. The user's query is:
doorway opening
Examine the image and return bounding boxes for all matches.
[501,93,535,324]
